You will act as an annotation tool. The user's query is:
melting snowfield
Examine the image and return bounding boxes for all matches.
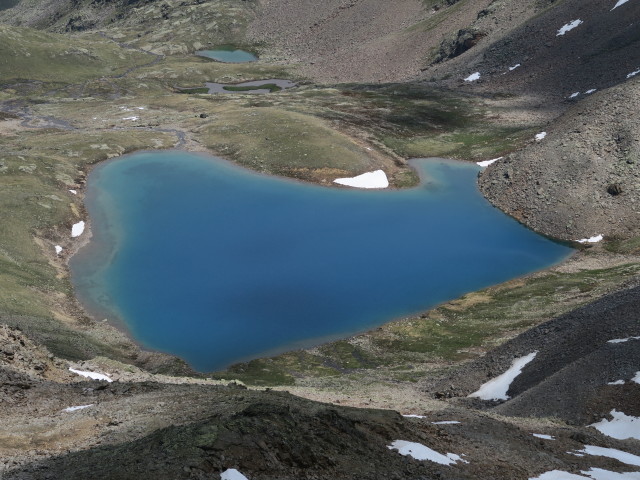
[469,351,538,401]
[590,410,640,440]
[557,20,583,36]
[69,367,112,382]
[71,221,85,238]
[388,440,467,465]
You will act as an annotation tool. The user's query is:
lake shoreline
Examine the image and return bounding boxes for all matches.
[64,148,575,374]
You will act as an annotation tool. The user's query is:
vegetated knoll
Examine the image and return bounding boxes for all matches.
[0,25,153,84]
[479,78,640,242]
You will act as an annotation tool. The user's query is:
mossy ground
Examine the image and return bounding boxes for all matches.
[223,83,282,93]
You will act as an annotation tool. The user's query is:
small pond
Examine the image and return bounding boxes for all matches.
[196,46,258,63]
[70,151,572,372]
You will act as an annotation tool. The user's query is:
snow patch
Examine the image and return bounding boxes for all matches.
[585,89,597,95]
[221,469,249,480]
[529,471,590,480]
[535,132,547,141]
[632,371,640,384]
[388,440,467,465]
[69,367,113,383]
[509,64,521,71]
[71,221,85,237]
[569,92,580,99]
[122,116,139,121]
[334,170,389,189]
[608,336,640,344]
[477,157,503,168]
[582,468,640,479]
[464,72,481,82]
[533,434,556,440]
[590,410,640,440]
[530,470,640,480]
[627,69,640,79]
[469,351,537,401]
[432,421,461,425]
[63,404,94,412]
[577,234,603,244]
[403,414,426,419]
[571,445,640,467]
[69,189,77,195]
[612,0,630,10]
[608,380,625,385]
[557,20,583,36]
[55,245,63,255]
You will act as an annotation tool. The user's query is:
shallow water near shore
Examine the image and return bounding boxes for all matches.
[70,151,572,371]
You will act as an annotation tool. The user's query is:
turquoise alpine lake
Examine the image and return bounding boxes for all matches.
[70,151,572,371]
[196,47,257,63]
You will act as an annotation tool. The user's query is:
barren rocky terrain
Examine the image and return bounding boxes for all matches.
[480,78,640,242]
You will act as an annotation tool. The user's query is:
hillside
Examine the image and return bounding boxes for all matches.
[479,77,640,241]
[432,279,640,424]
[426,0,640,100]
[0,0,639,478]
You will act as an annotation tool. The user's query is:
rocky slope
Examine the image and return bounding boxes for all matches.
[426,0,640,100]
[479,77,640,242]
[431,278,640,424]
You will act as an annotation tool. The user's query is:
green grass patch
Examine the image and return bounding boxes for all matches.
[178,87,210,94]
[383,126,532,161]
[376,264,640,359]
[605,236,640,254]
[223,83,282,93]
[0,25,153,84]
[196,106,390,179]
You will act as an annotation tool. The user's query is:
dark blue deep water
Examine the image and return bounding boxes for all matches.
[70,151,572,371]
